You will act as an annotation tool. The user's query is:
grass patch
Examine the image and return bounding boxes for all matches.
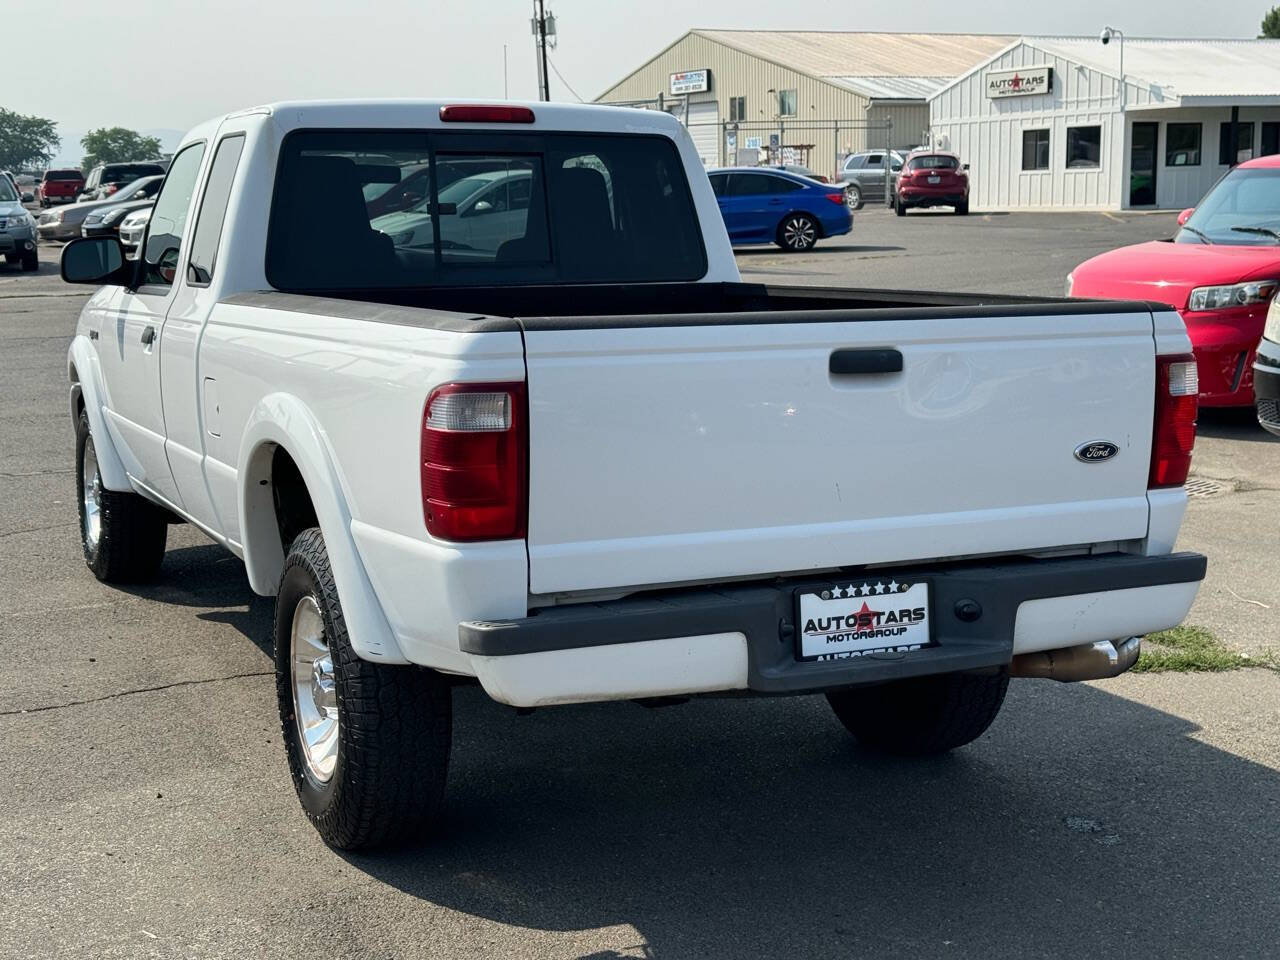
[1134,625,1275,673]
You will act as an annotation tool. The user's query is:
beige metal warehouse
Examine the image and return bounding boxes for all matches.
[596,30,1014,180]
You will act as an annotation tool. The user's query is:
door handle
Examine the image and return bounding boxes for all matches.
[830,348,903,375]
[140,325,156,346]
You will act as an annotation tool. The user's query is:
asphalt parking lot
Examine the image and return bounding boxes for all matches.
[3,212,1279,959]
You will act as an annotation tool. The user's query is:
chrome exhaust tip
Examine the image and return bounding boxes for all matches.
[1009,637,1141,683]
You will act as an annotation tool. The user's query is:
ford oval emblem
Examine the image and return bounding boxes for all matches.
[1075,440,1119,463]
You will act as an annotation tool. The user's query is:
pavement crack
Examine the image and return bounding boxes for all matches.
[0,670,274,717]
[0,469,74,478]
[0,521,70,539]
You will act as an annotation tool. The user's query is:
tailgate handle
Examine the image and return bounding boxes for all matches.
[829,348,903,375]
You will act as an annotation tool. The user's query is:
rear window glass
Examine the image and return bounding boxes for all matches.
[105,164,163,182]
[907,155,959,171]
[45,170,81,181]
[266,130,707,290]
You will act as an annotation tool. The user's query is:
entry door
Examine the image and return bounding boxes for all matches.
[1130,123,1158,206]
[95,285,181,506]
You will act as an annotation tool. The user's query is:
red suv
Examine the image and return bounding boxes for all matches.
[893,152,969,216]
[37,169,84,207]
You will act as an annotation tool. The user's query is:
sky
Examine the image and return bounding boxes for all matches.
[15,0,1269,165]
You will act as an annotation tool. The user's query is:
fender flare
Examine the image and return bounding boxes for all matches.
[67,335,131,491]
[237,394,407,664]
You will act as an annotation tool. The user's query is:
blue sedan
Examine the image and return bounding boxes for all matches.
[708,167,852,252]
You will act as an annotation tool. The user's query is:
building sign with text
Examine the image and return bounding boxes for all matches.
[670,69,710,95]
[985,66,1053,99]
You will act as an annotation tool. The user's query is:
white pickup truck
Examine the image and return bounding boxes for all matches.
[62,100,1206,850]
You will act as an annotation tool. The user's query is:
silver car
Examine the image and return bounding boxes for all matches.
[37,174,164,241]
[835,150,906,209]
[0,176,39,270]
[118,206,152,257]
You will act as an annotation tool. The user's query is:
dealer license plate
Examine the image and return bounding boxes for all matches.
[928,175,941,184]
[797,580,930,661]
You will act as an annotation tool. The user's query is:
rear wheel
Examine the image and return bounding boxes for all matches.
[777,214,818,252]
[895,197,907,216]
[955,200,970,216]
[826,669,1008,755]
[275,527,452,850]
[75,409,167,583]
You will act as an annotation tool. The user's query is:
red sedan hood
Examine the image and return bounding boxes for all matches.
[1072,240,1280,309]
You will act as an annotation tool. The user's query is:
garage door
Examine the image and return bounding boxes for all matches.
[683,100,720,168]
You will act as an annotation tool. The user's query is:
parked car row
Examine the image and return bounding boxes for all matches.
[37,174,163,242]
[35,160,167,206]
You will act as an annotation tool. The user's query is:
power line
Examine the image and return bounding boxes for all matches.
[547,56,584,102]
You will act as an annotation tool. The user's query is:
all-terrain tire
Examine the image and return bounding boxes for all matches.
[275,527,452,851]
[826,669,1009,755]
[75,408,167,583]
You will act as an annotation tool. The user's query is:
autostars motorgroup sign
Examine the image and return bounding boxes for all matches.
[986,66,1053,99]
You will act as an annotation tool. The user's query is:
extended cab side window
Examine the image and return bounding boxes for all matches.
[142,143,206,288]
[187,135,246,285]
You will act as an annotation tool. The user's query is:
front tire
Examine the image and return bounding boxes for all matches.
[75,409,167,583]
[776,214,818,252]
[275,527,452,851]
[21,249,38,271]
[826,669,1008,755]
[844,185,863,210]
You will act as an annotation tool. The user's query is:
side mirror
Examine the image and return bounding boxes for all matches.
[962,163,970,171]
[21,191,34,203]
[470,199,494,215]
[1177,208,1195,226]
[61,236,130,285]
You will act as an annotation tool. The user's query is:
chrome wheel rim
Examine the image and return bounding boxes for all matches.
[784,217,816,250]
[845,188,860,209]
[81,437,102,550]
[291,595,339,783]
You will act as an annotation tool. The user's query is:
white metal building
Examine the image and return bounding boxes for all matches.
[930,37,1280,211]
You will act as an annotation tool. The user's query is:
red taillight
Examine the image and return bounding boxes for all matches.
[825,192,845,205]
[439,104,536,124]
[1149,354,1198,488]
[421,382,527,541]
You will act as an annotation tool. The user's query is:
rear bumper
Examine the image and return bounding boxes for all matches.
[462,552,1206,706]
[899,189,967,207]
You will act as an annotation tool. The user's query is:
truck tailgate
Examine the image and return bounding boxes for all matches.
[522,307,1156,596]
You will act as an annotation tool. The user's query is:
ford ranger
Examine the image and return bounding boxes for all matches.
[61,100,1207,851]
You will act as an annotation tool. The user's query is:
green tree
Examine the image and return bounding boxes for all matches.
[80,127,163,170]
[1262,5,1280,37]
[0,108,59,170]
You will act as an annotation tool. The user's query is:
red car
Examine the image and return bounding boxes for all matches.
[37,168,84,206]
[893,151,969,216]
[1070,154,1280,407]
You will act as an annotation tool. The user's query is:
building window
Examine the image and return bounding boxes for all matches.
[1066,125,1102,168]
[1021,129,1050,170]
[1165,123,1202,166]
[1218,122,1255,164]
[1262,122,1280,157]
[729,96,746,122]
[777,89,797,117]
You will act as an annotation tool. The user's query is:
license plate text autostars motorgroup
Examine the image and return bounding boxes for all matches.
[798,581,931,659]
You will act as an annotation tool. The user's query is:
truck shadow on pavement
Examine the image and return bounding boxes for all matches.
[344,681,1280,959]
[1197,407,1279,444]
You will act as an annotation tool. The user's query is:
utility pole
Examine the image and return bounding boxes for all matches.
[533,0,550,101]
